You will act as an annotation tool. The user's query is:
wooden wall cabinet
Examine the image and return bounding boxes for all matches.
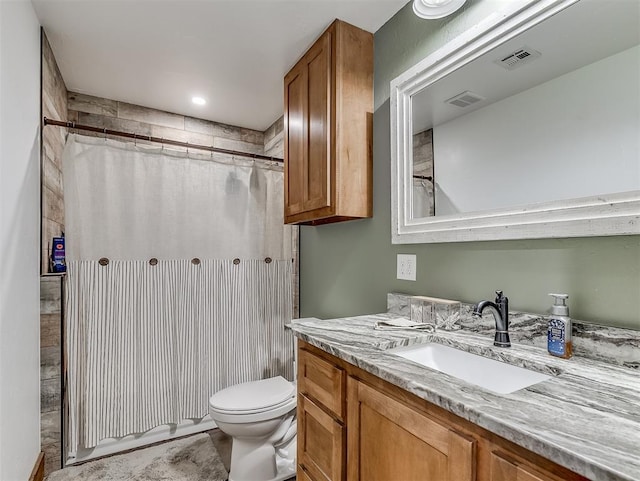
[297,341,588,481]
[284,20,373,225]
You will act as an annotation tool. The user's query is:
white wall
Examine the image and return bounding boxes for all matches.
[0,0,43,479]
[434,45,640,215]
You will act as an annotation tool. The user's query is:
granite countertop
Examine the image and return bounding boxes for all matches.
[287,309,640,481]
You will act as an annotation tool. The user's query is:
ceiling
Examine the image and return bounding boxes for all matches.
[32,0,409,132]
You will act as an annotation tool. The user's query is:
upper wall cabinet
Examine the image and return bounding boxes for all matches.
[284,20,373,225]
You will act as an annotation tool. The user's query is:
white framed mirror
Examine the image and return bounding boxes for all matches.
[390,0,640,244]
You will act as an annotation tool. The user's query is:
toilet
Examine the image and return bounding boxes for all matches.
[209,376,297,481]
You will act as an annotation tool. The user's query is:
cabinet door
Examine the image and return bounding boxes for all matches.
[304,29,332,213]
[298,394,345,481]
[284,59,307,217]
[347,378,475,481]
[490,451,562,481]
[284,29,332,219]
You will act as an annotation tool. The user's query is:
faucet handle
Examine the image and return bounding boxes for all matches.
[495,290,504,299]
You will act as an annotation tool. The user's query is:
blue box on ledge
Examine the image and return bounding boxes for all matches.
[52,237,66,273]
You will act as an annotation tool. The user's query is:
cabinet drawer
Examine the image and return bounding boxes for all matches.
[299,394,345,481]
[299,347,345,419]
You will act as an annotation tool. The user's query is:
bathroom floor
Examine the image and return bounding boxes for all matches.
[44,429,233,480]
[207,428,232,472]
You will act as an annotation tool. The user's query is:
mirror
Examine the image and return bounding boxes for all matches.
[391,0,640,243]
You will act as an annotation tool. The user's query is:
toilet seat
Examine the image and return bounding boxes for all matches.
[209,376,296,424]
[211,395,295,415]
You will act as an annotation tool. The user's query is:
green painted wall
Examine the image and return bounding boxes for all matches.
[299,0,640,330]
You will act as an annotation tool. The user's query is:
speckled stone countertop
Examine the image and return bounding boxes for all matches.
[287,296,640,481]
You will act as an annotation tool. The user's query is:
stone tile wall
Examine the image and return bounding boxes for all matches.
[41,31,67,477]
[41,32,68,273]
[40,277,63,476]
[264,116,284,159]
[67,92,268,156]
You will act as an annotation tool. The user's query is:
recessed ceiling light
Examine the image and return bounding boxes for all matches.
[192,96,206,106]
[413,0,467,19]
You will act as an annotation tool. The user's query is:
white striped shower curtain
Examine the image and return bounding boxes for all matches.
[62,135,295,453]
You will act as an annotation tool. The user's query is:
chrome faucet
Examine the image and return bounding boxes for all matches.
[473,290,511,347]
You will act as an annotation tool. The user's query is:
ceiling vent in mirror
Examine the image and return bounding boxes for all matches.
[496,46,542,71]
[445,91,485,108]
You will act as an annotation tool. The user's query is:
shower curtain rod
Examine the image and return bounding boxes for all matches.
[43,117,284,163]
[413,174,433,181]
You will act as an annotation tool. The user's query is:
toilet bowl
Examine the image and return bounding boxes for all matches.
[209,376,297,481]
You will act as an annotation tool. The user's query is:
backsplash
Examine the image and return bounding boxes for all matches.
[387,293,640,369]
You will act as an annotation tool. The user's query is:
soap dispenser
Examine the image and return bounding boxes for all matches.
[547,293,572,359]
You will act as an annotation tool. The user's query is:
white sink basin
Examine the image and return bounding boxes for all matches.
[388,343,551,394]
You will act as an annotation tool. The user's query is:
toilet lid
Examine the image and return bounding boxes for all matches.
[209,376,295,413]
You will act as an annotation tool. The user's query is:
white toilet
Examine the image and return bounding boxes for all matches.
[209,376,297,481]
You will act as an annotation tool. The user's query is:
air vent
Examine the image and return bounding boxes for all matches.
[496,46,542,71]
[445,91,485,108]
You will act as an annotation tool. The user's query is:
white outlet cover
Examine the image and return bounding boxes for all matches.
[397,254,417,281]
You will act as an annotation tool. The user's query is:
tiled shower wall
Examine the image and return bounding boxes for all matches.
[40,277,63,476]
[41,31,68,273]
[40,31,68,477]
[67,92,284,158]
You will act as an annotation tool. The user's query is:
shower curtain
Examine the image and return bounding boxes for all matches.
[62,134,295,453]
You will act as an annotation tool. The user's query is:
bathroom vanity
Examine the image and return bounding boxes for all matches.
[288,299,640,481]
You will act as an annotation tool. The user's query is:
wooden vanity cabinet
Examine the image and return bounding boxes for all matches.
[284,20,373,225]
[298,346,346,481]
[297,341,589,481]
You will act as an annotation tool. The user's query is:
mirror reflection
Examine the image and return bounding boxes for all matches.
[410,0,640,220]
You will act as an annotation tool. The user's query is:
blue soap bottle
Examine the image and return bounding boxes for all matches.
[547,293,572,359]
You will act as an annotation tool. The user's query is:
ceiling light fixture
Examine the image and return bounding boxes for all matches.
[413,0,467,19]
[192,96,206,106]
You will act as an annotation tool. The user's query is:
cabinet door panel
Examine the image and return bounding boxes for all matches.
[299,394,344,481]
[348,378,475,481]
[284,64,307,216]
[305,31,332,212]
[360,403,448,480]
[490,451,557,481]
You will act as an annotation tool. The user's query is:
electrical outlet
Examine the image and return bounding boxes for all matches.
[397,254,417,281]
